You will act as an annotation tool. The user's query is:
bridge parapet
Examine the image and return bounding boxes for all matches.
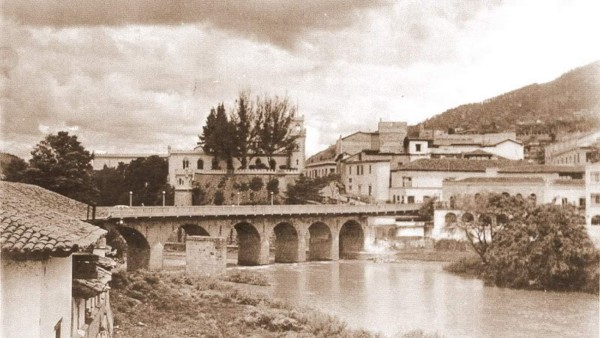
[102,203,422,219]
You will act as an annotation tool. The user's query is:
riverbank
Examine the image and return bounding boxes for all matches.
[110,269,440,337]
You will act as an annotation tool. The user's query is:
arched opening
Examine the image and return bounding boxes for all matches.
[529,193,537,205]
[339,220,364,259]
[273,222,299,263]
[308,222,332,261]
[197,159,204,170]
[501,192,510,197]
[461,213,474,222]
[167,224,209,245]
[445,212,457,227]
[479,214,492,225]
[234,222,262,266]
[591,215,600,225]
[117,226,150,271]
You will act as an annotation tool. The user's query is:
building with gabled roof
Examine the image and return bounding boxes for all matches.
[1,182,112,338]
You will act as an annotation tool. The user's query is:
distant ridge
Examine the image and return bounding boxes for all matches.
[418,61,600,133]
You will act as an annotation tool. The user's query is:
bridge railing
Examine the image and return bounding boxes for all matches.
[103,203,422,219]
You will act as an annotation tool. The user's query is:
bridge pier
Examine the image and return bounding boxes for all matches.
[149,242,164,270]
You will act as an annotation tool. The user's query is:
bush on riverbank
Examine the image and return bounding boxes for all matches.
[110,270,380,337]
[445,203,599,294]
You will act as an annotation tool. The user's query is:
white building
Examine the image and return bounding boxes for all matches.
[0,182,111,338]
[340,151,392,203]
[545,129,600,165]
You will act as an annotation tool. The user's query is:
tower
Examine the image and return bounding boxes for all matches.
[289,116,306,171]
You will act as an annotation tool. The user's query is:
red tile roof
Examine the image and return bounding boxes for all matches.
[1,182,106,258]
[394,158,515,172]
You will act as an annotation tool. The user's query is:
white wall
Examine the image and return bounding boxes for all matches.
[341,161,390,202]
[1,256,72,338]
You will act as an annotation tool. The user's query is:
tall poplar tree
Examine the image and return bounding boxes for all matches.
[231,92,256,169]
[254,95,298,169]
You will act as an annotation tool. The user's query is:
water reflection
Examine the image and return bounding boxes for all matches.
[262,261,598,338]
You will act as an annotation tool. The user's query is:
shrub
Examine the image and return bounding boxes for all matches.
[434,239,467,251]
[266,178,279,195]
[249,177,264,191]
[214,191,225,205]
[444,256,484,276]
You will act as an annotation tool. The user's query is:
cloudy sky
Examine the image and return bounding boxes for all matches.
[2,0,599,159]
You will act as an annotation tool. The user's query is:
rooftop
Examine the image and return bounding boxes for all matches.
[448,177,545,184]
[1,182,106,259]
[394,158,515,172]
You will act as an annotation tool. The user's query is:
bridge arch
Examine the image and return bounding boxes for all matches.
[117,226,150,271]
[234,222,263,266]
[308,222,333,261]
[273,222,300,263]
[339,220,364,259]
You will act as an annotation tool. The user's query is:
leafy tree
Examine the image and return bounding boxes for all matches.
[484,204,597,292]
[285,174,323,204]
[1,153,28,182]
[451,193,532,263]
[192,185,207,205]
[123,156,170,206]
[199,104,236,169]
[93,163,127,206]
[24,131,97,203]
[230,92,256,169]
[418,197,437,221]
[254,95,298,166]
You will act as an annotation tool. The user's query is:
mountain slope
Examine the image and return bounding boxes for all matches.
[419,61,600,133]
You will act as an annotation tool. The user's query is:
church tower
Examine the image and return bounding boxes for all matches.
[289,116,306,172]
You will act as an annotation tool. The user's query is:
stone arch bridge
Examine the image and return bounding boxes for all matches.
[93,204,421,270]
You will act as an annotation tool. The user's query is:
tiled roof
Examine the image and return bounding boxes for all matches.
[395,158,515,172]
[448,177,545,184]
[1,182,106,258]
[498,164,585,173]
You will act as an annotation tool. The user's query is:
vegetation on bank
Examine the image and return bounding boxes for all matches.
[110,270,381,337]
[224,270,271,286]
[444,193,599,294]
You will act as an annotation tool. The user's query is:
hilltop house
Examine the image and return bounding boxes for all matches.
[1,182,113,338]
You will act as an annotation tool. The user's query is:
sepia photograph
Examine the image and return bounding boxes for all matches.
[1,1,599,337]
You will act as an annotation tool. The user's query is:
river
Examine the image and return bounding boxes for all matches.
[238,260,599,337]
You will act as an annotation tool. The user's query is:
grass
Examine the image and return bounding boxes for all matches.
[443,255,484,277]
[110,269,383,337]
[223,269,271,286]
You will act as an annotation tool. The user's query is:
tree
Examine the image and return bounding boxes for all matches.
[266,178,279,195]
[452,193,532,263]
[93,163,127,206]
[123,156,170,206]
[230,92,256,169]
[285,175,323,204]
[484,204,597,292]
[199,104,236,169]
[254,95,298,166]
[1,153,28,182]
[24,131,97,203]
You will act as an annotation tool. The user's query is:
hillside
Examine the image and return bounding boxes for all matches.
[419,61,600,133]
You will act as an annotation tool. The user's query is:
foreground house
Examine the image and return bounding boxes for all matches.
[1,182,112,338]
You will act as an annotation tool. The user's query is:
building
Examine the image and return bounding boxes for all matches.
[340,151,392,203]
[170,117,306,205]
[586,162,600,226]
[1,182,112,338]
[390,158,516,204]
[92,153,167,170]
[545,130,600,165]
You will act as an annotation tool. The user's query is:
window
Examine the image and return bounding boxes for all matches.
[197,159,204,170]
[349,166,352,175]
[407,196,415,204]
[348,185,353,191]
[368,185,372,196]
[402,177,412,188]
[369,165,372,174]
[415,144,422,152]
[349,178,352,183]
[183,158,189,169]
[592,172,600,183]
[580,198,586,208]
[592,194,600,205]
[561,197,568,205]
[358,184,362,193]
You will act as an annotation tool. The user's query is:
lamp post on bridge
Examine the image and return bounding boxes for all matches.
[237,192,240,206]
[162,190,166,206]
[270,191,273,205]
[129,191,133,207]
